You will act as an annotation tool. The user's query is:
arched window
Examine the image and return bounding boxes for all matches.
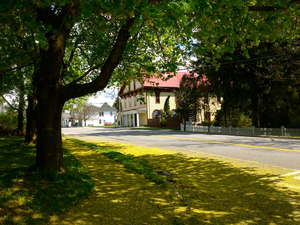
[152,110,161,119]
[171,109,178,117]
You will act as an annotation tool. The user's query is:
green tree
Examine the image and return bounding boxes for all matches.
[1,0,189,171]
[195,41,300,128]
[72,104,99,126]
[113,97,121,112]
[175,74,201,131]
[163,95,171,119]
[101,102,111,108]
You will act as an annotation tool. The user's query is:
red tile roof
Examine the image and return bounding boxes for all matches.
[118,72,209,96]
[143,72,209,88]
[143,72,191,88]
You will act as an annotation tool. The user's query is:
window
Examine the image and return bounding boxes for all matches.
[99,112,104,117]
[124,98,127,108]
[171,109,178,117]
[110,112,113,116]
[155,92,160,103]
[129,97,131,107]
[134,96,137,106]
[128,84,131,92]
[99,119,102,124]
[133,80,136,90]
[152,110,161,119]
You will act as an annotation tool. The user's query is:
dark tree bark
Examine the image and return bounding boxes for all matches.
[25,90,37,144]
[17,91,25,136]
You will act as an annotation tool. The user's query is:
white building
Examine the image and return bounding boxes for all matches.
[67,106,117,127]
[85,107,117,126]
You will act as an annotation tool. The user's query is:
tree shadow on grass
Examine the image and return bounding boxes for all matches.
[136,153,300,224]
[51,140,300,225]
[0,138,95,225]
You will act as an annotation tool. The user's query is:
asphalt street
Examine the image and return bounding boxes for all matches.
[62,127,300,170]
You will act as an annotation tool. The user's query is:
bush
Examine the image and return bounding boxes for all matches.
[161,118,167,127]
[202,120,215,126]
[0,113,18,135]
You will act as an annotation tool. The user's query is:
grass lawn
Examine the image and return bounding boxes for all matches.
[0,137,95,225]
[1,137,300,224]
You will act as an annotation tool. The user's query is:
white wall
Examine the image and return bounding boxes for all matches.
[85,111,116,126]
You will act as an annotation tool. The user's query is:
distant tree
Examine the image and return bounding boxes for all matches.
[101,102,111,108]
[194,41,300,128]
[113,98,120,112]
[163,95,171,119]
[175,74,200,131]
[72,104,99,126]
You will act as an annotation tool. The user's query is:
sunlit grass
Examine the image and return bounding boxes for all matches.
[0,137,95,225]
[64,138,300,224]
[67,138,167,187]
[2,137,300,224]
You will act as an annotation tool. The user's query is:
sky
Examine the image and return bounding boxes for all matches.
[88,87,119,107]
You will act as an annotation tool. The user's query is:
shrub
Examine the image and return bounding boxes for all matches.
[0,113,18,135]
[161,118,167,127]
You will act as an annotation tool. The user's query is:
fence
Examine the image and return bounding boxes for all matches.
[180,123,300,137]
[148,119,161,128]
[166,117,182,129]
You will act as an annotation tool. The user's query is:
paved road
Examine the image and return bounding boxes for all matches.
[62,127,300,170]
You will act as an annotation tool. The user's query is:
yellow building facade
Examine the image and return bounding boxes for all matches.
[118,72,221,127]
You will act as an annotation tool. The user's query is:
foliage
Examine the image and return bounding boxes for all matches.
[194,41,300,128]
[0,109,18,135]
[101,102,111,108]
[161,118,167,127]
[63,96,89,112]
[214,108,252,128]
[0,137,95,224]
[202,120,215,126]
[163,95,172,119]
[71,104,99,126]
[112,97,120,112]
[175,74,212,130]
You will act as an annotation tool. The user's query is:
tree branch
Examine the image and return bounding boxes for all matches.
[62,38,80,77]
[1,95,17,110]
[64,17,136,100]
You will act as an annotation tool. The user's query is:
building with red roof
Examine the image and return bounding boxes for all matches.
[117,72,221,127]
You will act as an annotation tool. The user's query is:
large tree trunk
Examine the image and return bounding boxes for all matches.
[25,93,37,144]
[36,94,64,171]
[34,23,69,171]
[17,91,25,136]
